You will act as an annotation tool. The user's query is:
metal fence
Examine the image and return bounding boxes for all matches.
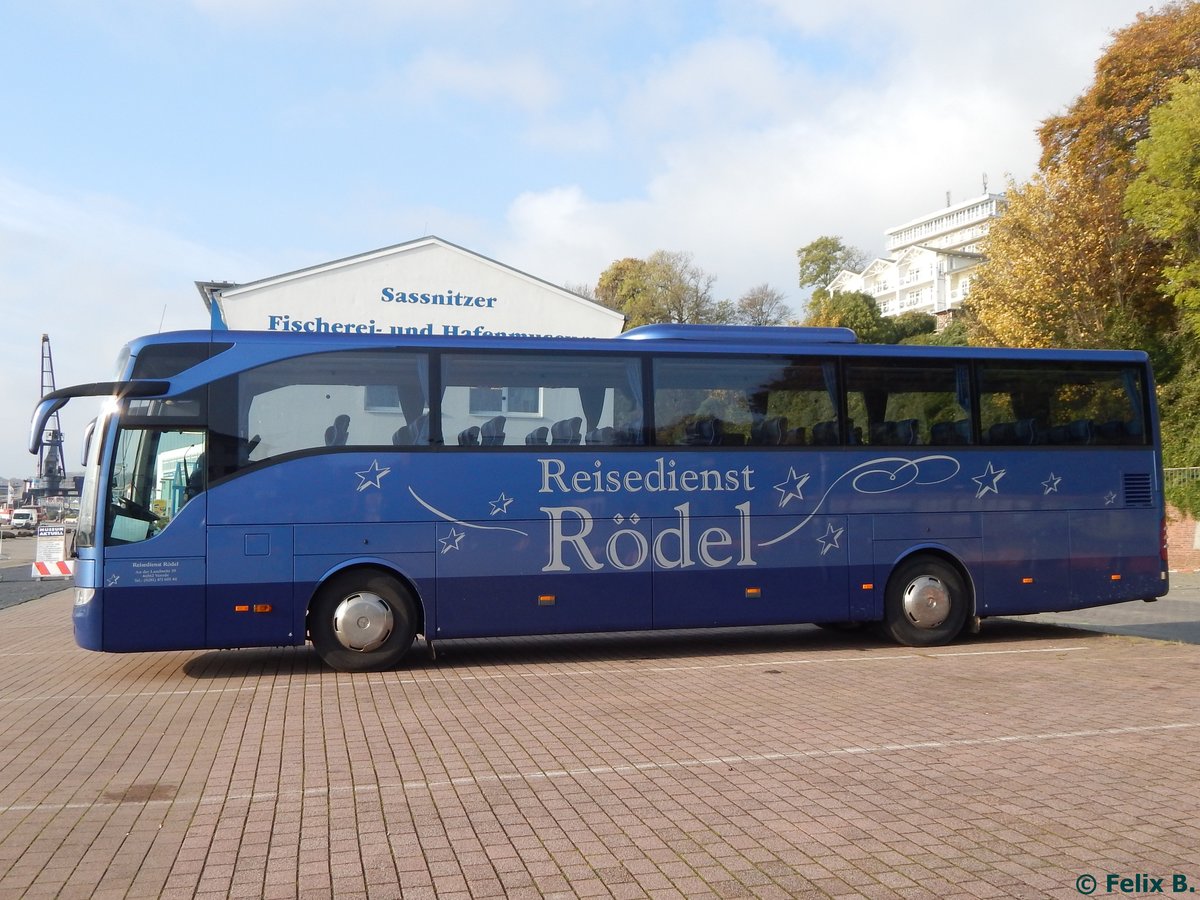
[1165,467,1200,489]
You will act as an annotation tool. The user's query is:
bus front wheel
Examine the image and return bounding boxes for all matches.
[310,570,417,672]
[881,556,969,647]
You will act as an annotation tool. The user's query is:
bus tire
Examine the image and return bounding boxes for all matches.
[881,556,968,647]
[310,570,417,672]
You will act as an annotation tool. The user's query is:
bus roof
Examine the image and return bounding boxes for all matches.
[115,326,1152,374]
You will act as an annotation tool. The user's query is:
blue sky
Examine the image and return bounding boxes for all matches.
[0,0,1157,478]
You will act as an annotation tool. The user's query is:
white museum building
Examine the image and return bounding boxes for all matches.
[196,235,624,339]
[827,193,1007,324]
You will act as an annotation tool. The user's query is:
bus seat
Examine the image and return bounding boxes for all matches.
[525,426,549,445]
[786,426,807,445]
[1068,419,1094,444]
[392,414,428,446]
[930,421,964,445]
[458,426,480,446]
[812,421,838,445]
[184,453,206,500]
[1014,419,1039,445]
[869,422,891,445]
[987,422,1014,444]
[324,414,350,447]
[895,419,920,445]
[751,416,787,446]
[551,417,582,445]
[480,416,507,445]
[1047,424,1070,444]
[585,427,615,445]
[685,416,722,445]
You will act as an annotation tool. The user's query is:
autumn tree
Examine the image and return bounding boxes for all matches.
[734,283,792,326]
[968,164,1172,354]
[595,257,650,314]
[796,236,868,300]
[1038,2,1200,174]
[596,251,734,328]
[969,3,1200,376]
[1125,73,1200,331]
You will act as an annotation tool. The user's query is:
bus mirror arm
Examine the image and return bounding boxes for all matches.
[29,397,68,454]
[28,380,171,453]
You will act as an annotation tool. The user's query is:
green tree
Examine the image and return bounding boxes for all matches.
[1125,73,1200,331]
[796,236,868,300]
[734,283,791,326]
[890,311,937,343]
[803,290,896,344]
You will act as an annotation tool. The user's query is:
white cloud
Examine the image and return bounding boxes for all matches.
[621,36,816,139]
[0,176,245,478]
[398,51,561,114]
[491,0,1151,314]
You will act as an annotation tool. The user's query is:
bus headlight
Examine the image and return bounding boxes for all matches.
[74,588,96,608]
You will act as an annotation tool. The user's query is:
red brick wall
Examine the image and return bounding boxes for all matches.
[1167,504,1200,572]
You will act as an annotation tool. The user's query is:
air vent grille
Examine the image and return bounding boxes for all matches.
[1123,473,1153,507]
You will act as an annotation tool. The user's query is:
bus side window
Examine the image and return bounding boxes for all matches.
[440,353,644,448]
[845,360,970,447]
[978,362,1147,447]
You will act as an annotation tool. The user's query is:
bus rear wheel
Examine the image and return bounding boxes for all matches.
[310,570,416,672]
[881,556,968,647]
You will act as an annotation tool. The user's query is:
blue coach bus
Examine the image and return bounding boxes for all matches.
[30,325,1168,671]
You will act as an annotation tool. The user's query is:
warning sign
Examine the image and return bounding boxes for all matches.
[33,524,73,580]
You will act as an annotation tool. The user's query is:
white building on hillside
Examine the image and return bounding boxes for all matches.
[828,193,1006,324]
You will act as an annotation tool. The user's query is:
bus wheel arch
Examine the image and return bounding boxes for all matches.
[307,565,421,672]
[880,551,973,647]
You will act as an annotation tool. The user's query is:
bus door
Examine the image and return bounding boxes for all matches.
[101,423,208,652]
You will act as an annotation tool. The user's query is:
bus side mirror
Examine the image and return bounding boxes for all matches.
[29,397,68,454]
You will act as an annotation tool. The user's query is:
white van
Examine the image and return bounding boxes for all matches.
[11,508,38,533]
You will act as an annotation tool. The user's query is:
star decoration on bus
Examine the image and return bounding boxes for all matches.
[816,523,844,556]
[1105,491,1118,506]
[972,462,1006,499]
[489,492,513,516]
[774,468,810,508]
[355,459,392,492]
[439,528,465,554]
[106,574,120,587]
[1042,473,1062,495]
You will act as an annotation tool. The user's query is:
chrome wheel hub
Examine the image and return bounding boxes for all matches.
[332,591,394,652]
[902,575,950,629]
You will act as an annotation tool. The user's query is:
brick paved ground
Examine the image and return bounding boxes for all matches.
[0,588,1198,899]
